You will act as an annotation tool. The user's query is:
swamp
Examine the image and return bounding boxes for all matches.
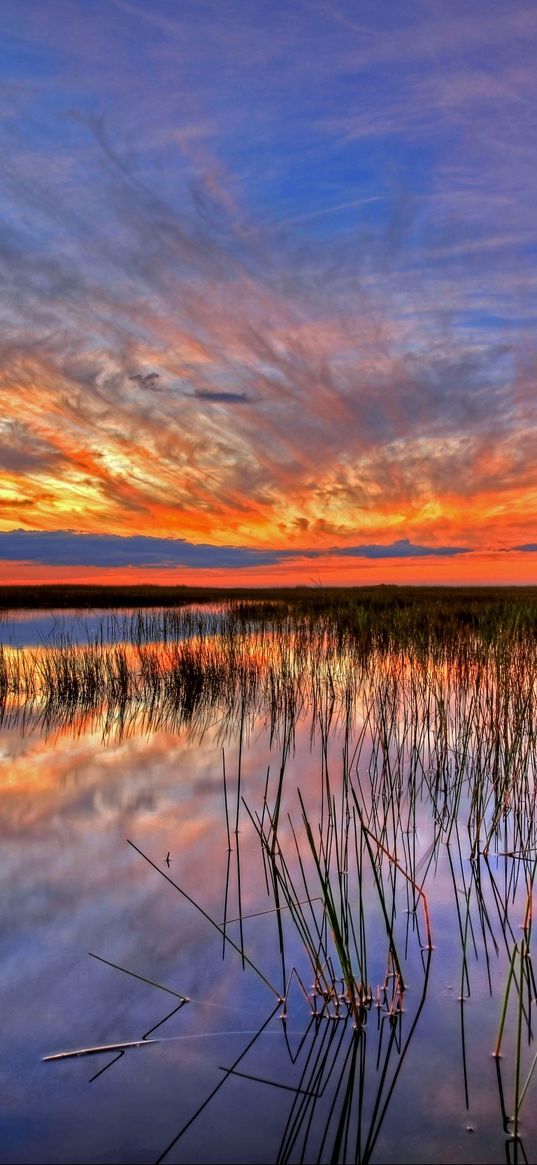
[2,586,537,1164]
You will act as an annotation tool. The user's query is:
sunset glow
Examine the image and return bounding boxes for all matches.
[1,2,536,586]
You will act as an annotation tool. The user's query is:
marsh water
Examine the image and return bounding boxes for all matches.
[1,601,537,1164]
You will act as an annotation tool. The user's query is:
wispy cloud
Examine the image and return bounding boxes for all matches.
[193,390,254,404]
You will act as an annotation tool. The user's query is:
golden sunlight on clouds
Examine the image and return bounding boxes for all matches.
[1,338,536,577]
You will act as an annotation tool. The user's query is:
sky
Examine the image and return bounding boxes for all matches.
[1,0,536,587]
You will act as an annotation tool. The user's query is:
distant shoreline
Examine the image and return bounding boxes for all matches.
[1,582,536,610]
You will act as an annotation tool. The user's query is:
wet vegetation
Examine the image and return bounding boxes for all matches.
[2,587,537,731]
[2,580,537,613]
[6,588,537,1162]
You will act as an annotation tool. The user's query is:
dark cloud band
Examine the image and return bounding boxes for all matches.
[0,530,470,570]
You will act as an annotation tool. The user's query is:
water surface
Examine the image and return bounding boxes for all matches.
[1,605,536,1164]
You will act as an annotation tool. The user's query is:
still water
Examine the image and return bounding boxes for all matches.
[1,606,536,1164]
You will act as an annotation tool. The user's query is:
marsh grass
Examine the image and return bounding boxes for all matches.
[29,590,537,1162]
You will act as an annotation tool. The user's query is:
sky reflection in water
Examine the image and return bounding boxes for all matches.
[1,610,536,1164]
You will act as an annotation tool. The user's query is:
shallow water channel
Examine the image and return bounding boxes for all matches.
[1,605,536,1164]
